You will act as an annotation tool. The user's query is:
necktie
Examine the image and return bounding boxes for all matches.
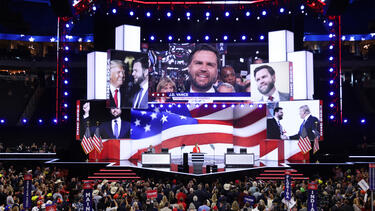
[114,89,119,108]
[277,121,283,134]
[299,120,305,136]
[135,88,143,108]
[268,96,274,101]
[114,120,119,138]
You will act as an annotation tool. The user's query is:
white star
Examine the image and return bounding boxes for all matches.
[144,124,151,132]
[166,109,172,114]
[150,113,157,120]
[134,119,141,126]
[141,111,147,115]
[154,107,160,113]
[161,115,168,124]
[180,115,187,120]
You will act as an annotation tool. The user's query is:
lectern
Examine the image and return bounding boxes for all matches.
[191,153,205,174]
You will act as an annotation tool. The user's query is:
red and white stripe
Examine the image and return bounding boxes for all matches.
[298,136,312,154]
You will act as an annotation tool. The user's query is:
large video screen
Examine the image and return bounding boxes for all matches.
[250,61,292,102]
[106,50,149,109]
[147,43,251,103]
[76,100,131,140]
[266,100,323,140]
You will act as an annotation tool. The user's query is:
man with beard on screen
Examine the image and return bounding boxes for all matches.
[187,44,220,93]
[82,102,130,139]
[131,57,149,109]
[253,65,289,102]
[267,107,288,139]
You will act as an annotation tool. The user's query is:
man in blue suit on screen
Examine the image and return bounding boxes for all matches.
[82,102,130,139]
[289,105,320,141]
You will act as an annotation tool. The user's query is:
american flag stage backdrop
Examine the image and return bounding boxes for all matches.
[89,103,307,162]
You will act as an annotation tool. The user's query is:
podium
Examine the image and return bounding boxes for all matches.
[191,153,205,174]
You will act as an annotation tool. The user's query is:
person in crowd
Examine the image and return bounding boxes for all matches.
[220,66,244,92]
[217,82,235,93]
[155,77,176,103]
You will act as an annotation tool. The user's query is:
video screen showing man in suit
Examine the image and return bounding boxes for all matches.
[267,107,288,139]
[80,101,131,139]
[106,50,148,109]
[131,56,149,109]
[250,62,292,102]
[187,44,220,93]
[289,105,320,141]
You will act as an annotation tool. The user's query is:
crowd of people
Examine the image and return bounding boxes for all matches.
[0,142,56,153]
[0,162,373,211]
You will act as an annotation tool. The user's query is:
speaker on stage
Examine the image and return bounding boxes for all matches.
[183,152,188,166]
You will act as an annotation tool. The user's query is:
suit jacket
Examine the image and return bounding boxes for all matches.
[290,115,319,140]
[131,85,148,109]
[279,91,290,101]
[99,120,130,139]
[82,118,130,139]
[107,87,131,108]
[267,118,282,139]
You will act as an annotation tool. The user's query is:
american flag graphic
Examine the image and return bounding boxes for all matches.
[313,137,319,154]
[298,136,312,154]
[92,126,103,153]
[370,163,375,191]
[81,127,94,154]
[130,103,267,159]
[89,103,308,162]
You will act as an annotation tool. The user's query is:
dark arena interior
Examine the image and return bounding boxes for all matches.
[0,0,375,210]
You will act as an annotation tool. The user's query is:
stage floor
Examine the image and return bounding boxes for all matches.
[88,155,307,176]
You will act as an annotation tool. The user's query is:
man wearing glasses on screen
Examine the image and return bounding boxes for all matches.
[187,44,220,93]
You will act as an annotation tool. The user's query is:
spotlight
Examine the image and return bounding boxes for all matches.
[329,91,334,96]
[213,104,217,108]
[204,104,208,108]
[329,56,334,61]
[64,69,69,73]
[205,12,210,17]
[64,57,69,62]
[65,24,70,28]
[129,11,134,16]
[300,5,305,10]
[64,115,68,120]
[186,12,191,17]
[222,104,226,108]
[245,11,251,16]
[260,35,264,40]
[241,35,247,40]
[64,103,68,108]
[329,80,334,84]
[166,12,172,17]
[329,45,334,50]
[186,35,191,41]
[328,22,333,27]
[329,68,334,72]
[177,104,181,108]
[329,115,334,120]
[112,9,117,14]
[240,104,244,108]
[150,35,155,41]
[53,119,57,124]
[225,11,230,17]
[168,35,173,41]
[160,104,164,108]
[38,119,43,124]
[64,80,68,85]
[22,119,27,124]
[231,104,235,108]
[92,6,96,11]
[65,46,69,51]
[280,8,285,13]
[64,91,68,96]
[329,34,333,38]
[330,103,334,108]
[0,119,4,124]
[146,12,151,17]
[262,10,267,16]
[223,35,228,40]
[204,35,210,41]
[360,118,366,124]
[343,119,348,123]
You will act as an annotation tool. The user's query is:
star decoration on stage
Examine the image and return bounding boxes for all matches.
[134,119,141,126]
[150,112,157,120]
[144,124,151,132]
[161,115,168,124]
[180,115,187,120]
